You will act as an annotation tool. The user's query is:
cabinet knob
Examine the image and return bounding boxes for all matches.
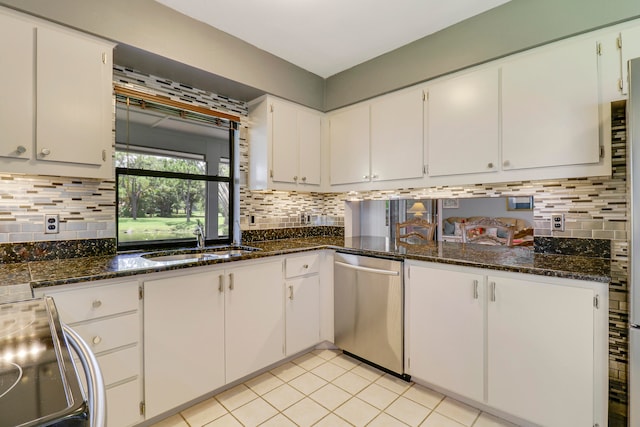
[487,162,494,169]
[303,264,309,269]
[301,176,307,182]
[363,175,369,180]
[293,176,298,181]
[92,336,102,345]
[40,148,51,156]
[92,300,102,309]
[372,174,379,179]
[16,146,26,154]
[503,160,510,167]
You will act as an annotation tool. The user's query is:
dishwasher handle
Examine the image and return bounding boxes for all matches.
[63,323,106,427]
[335,261,400,276]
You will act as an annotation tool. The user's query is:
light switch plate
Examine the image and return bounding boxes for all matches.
[45,214,59,234]
[551,214,564,232]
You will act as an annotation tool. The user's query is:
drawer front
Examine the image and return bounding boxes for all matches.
[71,312,139,354]
[285,253,320,278]
[106,379,142,427]
[97,345,140,386]
[44,281,139,323]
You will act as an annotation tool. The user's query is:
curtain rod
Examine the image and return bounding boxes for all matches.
[113,85,241,122]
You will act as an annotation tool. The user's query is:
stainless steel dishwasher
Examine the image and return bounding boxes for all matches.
[334,252,407,379]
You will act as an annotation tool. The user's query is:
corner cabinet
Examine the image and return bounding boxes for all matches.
[406,261,608,427]
[0,7,114,179]
[248,95,323,191]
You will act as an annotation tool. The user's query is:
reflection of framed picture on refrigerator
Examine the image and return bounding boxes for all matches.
[506,196,534,211]
[442,199,459,208]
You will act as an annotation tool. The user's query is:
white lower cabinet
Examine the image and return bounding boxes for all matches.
[143,270,225,419]
[284,253,321,356]
[406,261,607,427]
[34,280,143,427]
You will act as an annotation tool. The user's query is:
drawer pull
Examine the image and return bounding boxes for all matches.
[218,275,224,293]
[229,273,234,291]
[289,285,294,300]
[473,280,479,300]
[92,336,102,345]
[303,264,309,269]
[92,300,102,309]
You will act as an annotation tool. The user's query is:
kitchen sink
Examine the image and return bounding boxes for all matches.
[143,246,260,263]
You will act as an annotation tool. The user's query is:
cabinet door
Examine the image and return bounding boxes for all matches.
[370,89,424,181]
[285,275,320,356]
[0,12,33,160]
[407,265,484,401]
[144,271,225,418]
[502,38,600,170]
[621,26,640,95]
[271,100,299,184]
[487,276,594,427]
[426,68,499,176]
[329,104,370,185]
[225,261,284,382]
[36,26,112,166]
[297,109,322,186]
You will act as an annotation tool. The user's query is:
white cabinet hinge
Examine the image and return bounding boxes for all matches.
[270,104,274,113]
[617,35,622,50]
[269,169,274,178]
[596,42,602,56]
[139,286,144,300]
[423,91,428,101]
[600,146,605,159]
[140,401,145,416]
[618,79,624,92]
[102,149,107,162]
[102,52,107,64]
[423,164,428,174]
[594,294,600,309]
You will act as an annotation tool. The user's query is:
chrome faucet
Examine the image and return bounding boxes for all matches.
[194,221,205,250]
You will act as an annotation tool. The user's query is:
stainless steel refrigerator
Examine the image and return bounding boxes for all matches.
[629,56,640,426]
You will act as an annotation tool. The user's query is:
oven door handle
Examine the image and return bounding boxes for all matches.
[63,323,106,427]
[335,261,400,276]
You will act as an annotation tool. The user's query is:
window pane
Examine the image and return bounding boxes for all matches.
[216,182,229,238]
[118,174,207,244]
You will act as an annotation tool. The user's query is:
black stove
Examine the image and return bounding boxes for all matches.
[0,298,87,427]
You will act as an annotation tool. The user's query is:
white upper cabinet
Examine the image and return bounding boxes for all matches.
[248,95,322,190]
[0,12,34,161]
[426,67,499,177]
[621,25,640,95]
[370,88,424,182]
[0,7,114,179]
[329,103,371,186]
[501,37,601,171]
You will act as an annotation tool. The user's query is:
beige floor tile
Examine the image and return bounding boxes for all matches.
[330,354,361,370]
[420,412,466,427]
[149,414,188,427]
[311,361,348,381]
[180,397,228,426]
[259,413,298,426]
[434,397,481,426]
[334,397,380,426]
[332,370,372,394]
[231,397,278,426]
[312,413,354,426]
[356,383,399,410]
[472,412,519,427]
[312,349,341,360]
[351,363,385,382]
[402,384,445,410]
[309,383,352,411]
[203,413,243,426]
[289,371,328,395]
[245,371,285,395]
[368,412,410,426]
[292,352,326,370]
[384,396,432,426]
[215,384,259,411]
[375,374,412,394]
[283,397,330,426]
[270,362,306,382]
[262,383,305,411]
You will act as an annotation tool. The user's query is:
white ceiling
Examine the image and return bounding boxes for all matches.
[155,0,512,78]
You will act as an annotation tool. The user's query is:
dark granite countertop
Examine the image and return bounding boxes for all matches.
[0,235,610,290]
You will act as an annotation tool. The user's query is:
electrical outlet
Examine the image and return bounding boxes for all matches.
[249,215,257,227]
[45,214,59,234]
[551,214,565,232]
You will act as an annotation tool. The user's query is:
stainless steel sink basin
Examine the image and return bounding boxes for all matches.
[144,253,216,262]
[143,246,259,263]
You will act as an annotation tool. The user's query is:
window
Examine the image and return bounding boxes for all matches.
[115,95,235,250]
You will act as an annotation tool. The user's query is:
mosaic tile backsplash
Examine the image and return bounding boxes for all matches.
[0,68,629,419]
